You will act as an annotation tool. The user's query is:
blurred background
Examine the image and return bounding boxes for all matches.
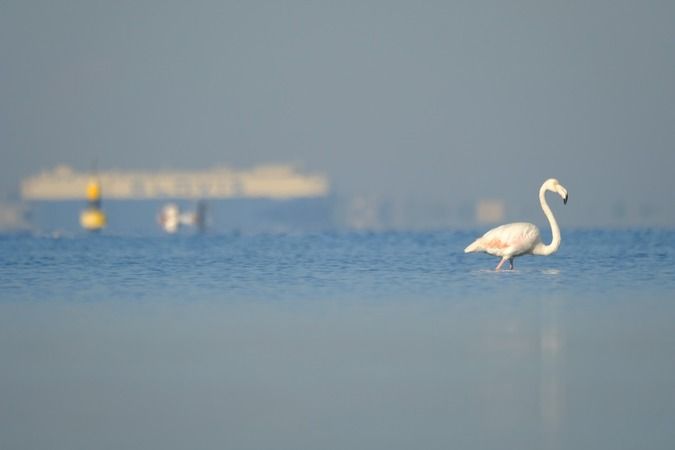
[2,0,674,233]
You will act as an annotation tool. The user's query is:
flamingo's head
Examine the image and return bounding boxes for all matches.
[544,178,568,205]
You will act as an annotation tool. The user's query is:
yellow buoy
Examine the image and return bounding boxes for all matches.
[80,208,107,231]
[86,179,102,202]
[81,178,106,231]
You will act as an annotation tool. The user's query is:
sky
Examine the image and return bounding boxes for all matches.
[2,0,674,226]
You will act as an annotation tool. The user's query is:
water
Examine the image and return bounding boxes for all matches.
[1,229,674,450]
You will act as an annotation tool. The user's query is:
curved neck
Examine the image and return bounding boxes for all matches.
[533,184,561,256]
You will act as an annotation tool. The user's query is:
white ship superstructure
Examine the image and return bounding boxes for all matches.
[21,164,329,201]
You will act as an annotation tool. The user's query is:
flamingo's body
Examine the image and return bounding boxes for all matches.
[464,178,568,270]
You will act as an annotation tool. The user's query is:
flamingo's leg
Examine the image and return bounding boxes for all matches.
[508,257,514,270]
[495,257,508,271]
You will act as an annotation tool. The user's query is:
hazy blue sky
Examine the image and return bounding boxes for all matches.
[2,1,674,225]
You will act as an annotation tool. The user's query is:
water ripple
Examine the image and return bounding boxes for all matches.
[1,229,674,302]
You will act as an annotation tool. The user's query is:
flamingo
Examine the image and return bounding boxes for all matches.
[464,178,568,271]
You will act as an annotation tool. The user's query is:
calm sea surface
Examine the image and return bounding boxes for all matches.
[1,229,674,450]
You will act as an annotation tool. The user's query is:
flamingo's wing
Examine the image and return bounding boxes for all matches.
[465,222,540,256]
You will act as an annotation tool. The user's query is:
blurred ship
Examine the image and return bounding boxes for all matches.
[21,164,331,233]
[22,164,328,200]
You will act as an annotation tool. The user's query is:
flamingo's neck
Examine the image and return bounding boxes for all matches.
[533,184,561,256]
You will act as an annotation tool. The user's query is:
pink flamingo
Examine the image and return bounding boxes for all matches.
[464,178,568,270]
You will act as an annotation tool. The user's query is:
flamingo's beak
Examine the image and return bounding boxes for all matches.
[563,194,568,205]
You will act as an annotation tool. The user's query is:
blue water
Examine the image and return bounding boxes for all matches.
[1,229,675,449]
